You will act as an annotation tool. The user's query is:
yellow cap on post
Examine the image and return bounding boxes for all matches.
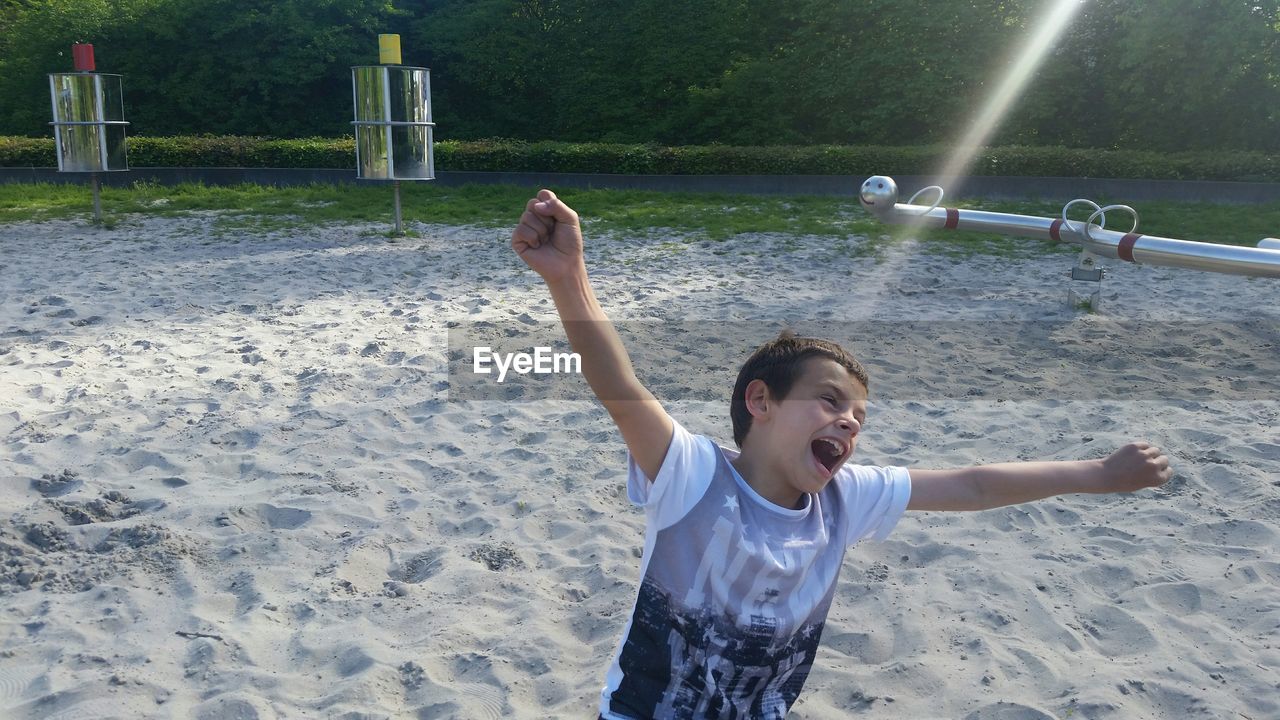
[378,34,402,65]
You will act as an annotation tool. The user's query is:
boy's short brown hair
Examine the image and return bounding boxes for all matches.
[730,331,869,447]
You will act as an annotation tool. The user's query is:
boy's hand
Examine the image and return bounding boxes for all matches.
[1099,442,1173,492]
[512,189,584,283]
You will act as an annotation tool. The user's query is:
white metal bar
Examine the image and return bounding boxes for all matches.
[382,67,394,179]
[862,175,1280,279]
[94,74,108,170]
[351,69,361,177]
[49,76,65,171]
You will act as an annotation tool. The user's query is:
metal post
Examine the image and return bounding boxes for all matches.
[393,180,403,234]
[1067,248,1103,311]
[91,172,102,223]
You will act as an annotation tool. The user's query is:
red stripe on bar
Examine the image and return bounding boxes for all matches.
[1118,233,1142,262]
[944,208,959,229]
[1049,219,1063,242]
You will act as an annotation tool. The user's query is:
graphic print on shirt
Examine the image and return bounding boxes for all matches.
[608,451,842,720]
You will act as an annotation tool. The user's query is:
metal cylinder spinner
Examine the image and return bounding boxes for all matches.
[48,44,129,172]
[351,34,435,181]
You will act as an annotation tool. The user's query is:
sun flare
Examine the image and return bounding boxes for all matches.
[934,0,1085,192]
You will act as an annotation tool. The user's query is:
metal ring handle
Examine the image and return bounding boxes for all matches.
[1083,204,1139,244]
[1062,198,1104,236]
[906,185,945,216]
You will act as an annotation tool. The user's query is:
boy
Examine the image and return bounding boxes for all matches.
[511,190,1172,719]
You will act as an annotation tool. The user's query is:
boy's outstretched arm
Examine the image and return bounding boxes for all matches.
[907,442,1172,511]
[512,189,673,479]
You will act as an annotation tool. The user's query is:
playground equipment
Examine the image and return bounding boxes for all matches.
[351,34,435,233]
[859,175,1280,309]
[49,43,129,222]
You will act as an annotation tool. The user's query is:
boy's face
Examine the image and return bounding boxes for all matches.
[748,356,867,499]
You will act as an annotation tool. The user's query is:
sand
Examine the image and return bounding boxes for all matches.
[1,211,1277,719]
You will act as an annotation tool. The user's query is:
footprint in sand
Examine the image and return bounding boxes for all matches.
[26,703,109,720]
[393,548,447,583]
[399,661,426,689]
[0,663,44,703]
[825,629,894,664]
[336,646,376,677]
[1077,563,1138,598]
[31,470,82,497]
[1076,604,1157,657]
[1144,582,1202,614]
[49,492,162,526]
[468,543,525,572]
[331,541,393,594]
[193,694,273,720]
[10,421,52,444]
[216,504,311,532]
[118,449,181,474]
[212,429,261,450]
[1187,519,1277,549]
[962,702,1056,720]
[414,654,511,720]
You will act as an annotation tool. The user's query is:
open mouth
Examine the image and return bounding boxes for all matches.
[811,438,845,474]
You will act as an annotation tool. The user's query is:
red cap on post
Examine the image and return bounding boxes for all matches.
[72,44,95,72]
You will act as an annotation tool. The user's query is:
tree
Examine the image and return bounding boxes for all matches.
[2,0,1278,151]
[1107,0,1280,151]
[0,0,156,136]
[0,0,402,137]
[109,0,402,137]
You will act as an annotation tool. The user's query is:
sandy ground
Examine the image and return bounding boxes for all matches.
[1,210,1278,719]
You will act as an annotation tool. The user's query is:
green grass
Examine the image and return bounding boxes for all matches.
[0,181,880,237]
[1,181,1277,261]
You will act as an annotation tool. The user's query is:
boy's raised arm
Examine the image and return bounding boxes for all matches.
[512,190,673,480]
[907,442,1173,511]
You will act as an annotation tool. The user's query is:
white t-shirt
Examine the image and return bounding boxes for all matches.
[599,419,912,719]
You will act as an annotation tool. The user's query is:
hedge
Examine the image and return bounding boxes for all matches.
[3,136,1279,182]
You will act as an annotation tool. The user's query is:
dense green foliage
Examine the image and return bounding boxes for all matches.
[0,0,401,137]
[5,135,1280,181]
[3,1,1279,152]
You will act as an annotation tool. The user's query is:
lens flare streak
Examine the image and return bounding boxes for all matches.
[934,0,1085,191]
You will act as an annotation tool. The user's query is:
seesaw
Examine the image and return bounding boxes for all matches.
[859,175,1280,309]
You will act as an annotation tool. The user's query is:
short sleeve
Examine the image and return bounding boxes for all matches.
[626,418,718,531]
[836,465,912,545]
